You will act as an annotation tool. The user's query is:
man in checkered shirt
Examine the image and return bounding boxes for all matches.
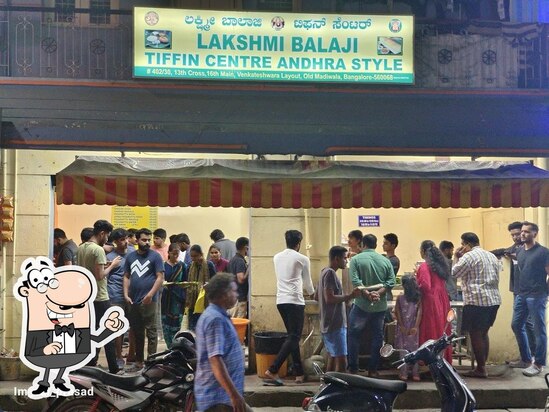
[452,232,501,379]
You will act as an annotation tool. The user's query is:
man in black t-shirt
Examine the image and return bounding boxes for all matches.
[53,228,78,267]
[228,237,249,318]
[492,221,536,360]
[511,221,549,377]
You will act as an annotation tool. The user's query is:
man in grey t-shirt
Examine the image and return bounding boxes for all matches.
[210,229,237,260]
[316,246,360,372]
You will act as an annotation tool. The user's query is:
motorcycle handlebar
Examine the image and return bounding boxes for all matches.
[398,333,462,364]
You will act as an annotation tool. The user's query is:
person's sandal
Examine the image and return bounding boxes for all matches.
[263,370,284,386]
[462,369,488,378]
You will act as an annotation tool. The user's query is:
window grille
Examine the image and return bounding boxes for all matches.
[90,0,111,25]
[55,0,75,23]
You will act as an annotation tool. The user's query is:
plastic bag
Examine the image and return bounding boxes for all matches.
[193,288,206,314]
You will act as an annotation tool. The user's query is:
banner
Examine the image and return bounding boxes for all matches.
[133,8,414,84]
[111,206,158,230]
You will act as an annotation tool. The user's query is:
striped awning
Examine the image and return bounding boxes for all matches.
[55,157,549,209]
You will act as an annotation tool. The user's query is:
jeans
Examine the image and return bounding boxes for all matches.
[511,294,547,366]
[268,304,305,376]
[188,308,201,331]
[347,305,385,372]
[128,302,158,363]
[88,300,119,373]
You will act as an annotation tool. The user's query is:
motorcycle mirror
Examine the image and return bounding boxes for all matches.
[312,362,324,376]
[446,309,456,323]
[380,343,394,358]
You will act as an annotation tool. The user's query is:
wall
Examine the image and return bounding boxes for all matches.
[341,208,451,275]
[250,208,332,332]
[3,150,67,350]
[56,204,250,254]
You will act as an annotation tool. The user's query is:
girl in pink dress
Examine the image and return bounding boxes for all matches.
[395,274,422,381]
[416,240,452,364]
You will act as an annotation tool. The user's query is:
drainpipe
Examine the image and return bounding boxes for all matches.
[1,147,6,347]
[1,106,6,346]
[538,158,549,246]
[304,208,311,257]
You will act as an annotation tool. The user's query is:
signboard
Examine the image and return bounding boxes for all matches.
[111,206,158,230]
[133,7,414,84]
[358,215,380,227]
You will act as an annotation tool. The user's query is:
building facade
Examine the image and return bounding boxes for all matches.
[0,0,548,363]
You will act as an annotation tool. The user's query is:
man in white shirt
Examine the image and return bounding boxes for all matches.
[264,230,314,385]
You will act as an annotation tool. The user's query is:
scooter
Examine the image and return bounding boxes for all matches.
[302,310,477,412]
[46,331,197,412]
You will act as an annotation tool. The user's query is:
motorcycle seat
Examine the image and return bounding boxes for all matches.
[74,366,149,391]
[325,372,407,394]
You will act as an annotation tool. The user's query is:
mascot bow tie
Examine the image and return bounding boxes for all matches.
[54,323,75,337]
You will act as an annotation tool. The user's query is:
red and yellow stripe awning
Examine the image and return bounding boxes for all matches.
[55,158,549,209]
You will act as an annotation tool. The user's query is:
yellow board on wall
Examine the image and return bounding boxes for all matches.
[111,206,159,230]
[133,7,414,84]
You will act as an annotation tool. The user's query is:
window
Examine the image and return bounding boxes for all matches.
[55,0,75,23]
[90,0,111,25]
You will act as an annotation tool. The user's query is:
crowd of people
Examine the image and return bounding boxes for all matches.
[52,218,549,411]
[310,221,548,382]
[53,222,250,376]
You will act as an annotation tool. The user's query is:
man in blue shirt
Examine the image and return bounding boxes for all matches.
[195,273,251,412]
[123,228,164,371]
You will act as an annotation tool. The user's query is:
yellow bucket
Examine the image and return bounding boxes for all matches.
[255,354,287,378]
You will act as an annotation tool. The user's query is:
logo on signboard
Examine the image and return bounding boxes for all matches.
[389,19,402,33]
[145,11,159,26]
[271,16,285,30]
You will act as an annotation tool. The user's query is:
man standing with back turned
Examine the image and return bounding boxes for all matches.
[452,232,501,378]
[348,234,395,377]
[511,222,549,377]
[265,230,314,385]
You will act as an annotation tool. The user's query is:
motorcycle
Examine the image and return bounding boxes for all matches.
[302,310,477,412]
[46,331,197,412]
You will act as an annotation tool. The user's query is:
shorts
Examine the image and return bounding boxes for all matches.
[461,304,499,332]
[322,327,347,357]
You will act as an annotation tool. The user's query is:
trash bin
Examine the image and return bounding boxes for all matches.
[253,332,288,378]
[0,357,21,381]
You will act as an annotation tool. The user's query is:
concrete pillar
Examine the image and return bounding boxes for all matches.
[488,259,519,363]
[2,150,55,351]
[249,208,331,371]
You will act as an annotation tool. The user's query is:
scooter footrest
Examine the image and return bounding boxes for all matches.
[326,372,407,394]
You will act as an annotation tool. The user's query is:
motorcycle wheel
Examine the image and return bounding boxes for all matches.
[51,396,115,412]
